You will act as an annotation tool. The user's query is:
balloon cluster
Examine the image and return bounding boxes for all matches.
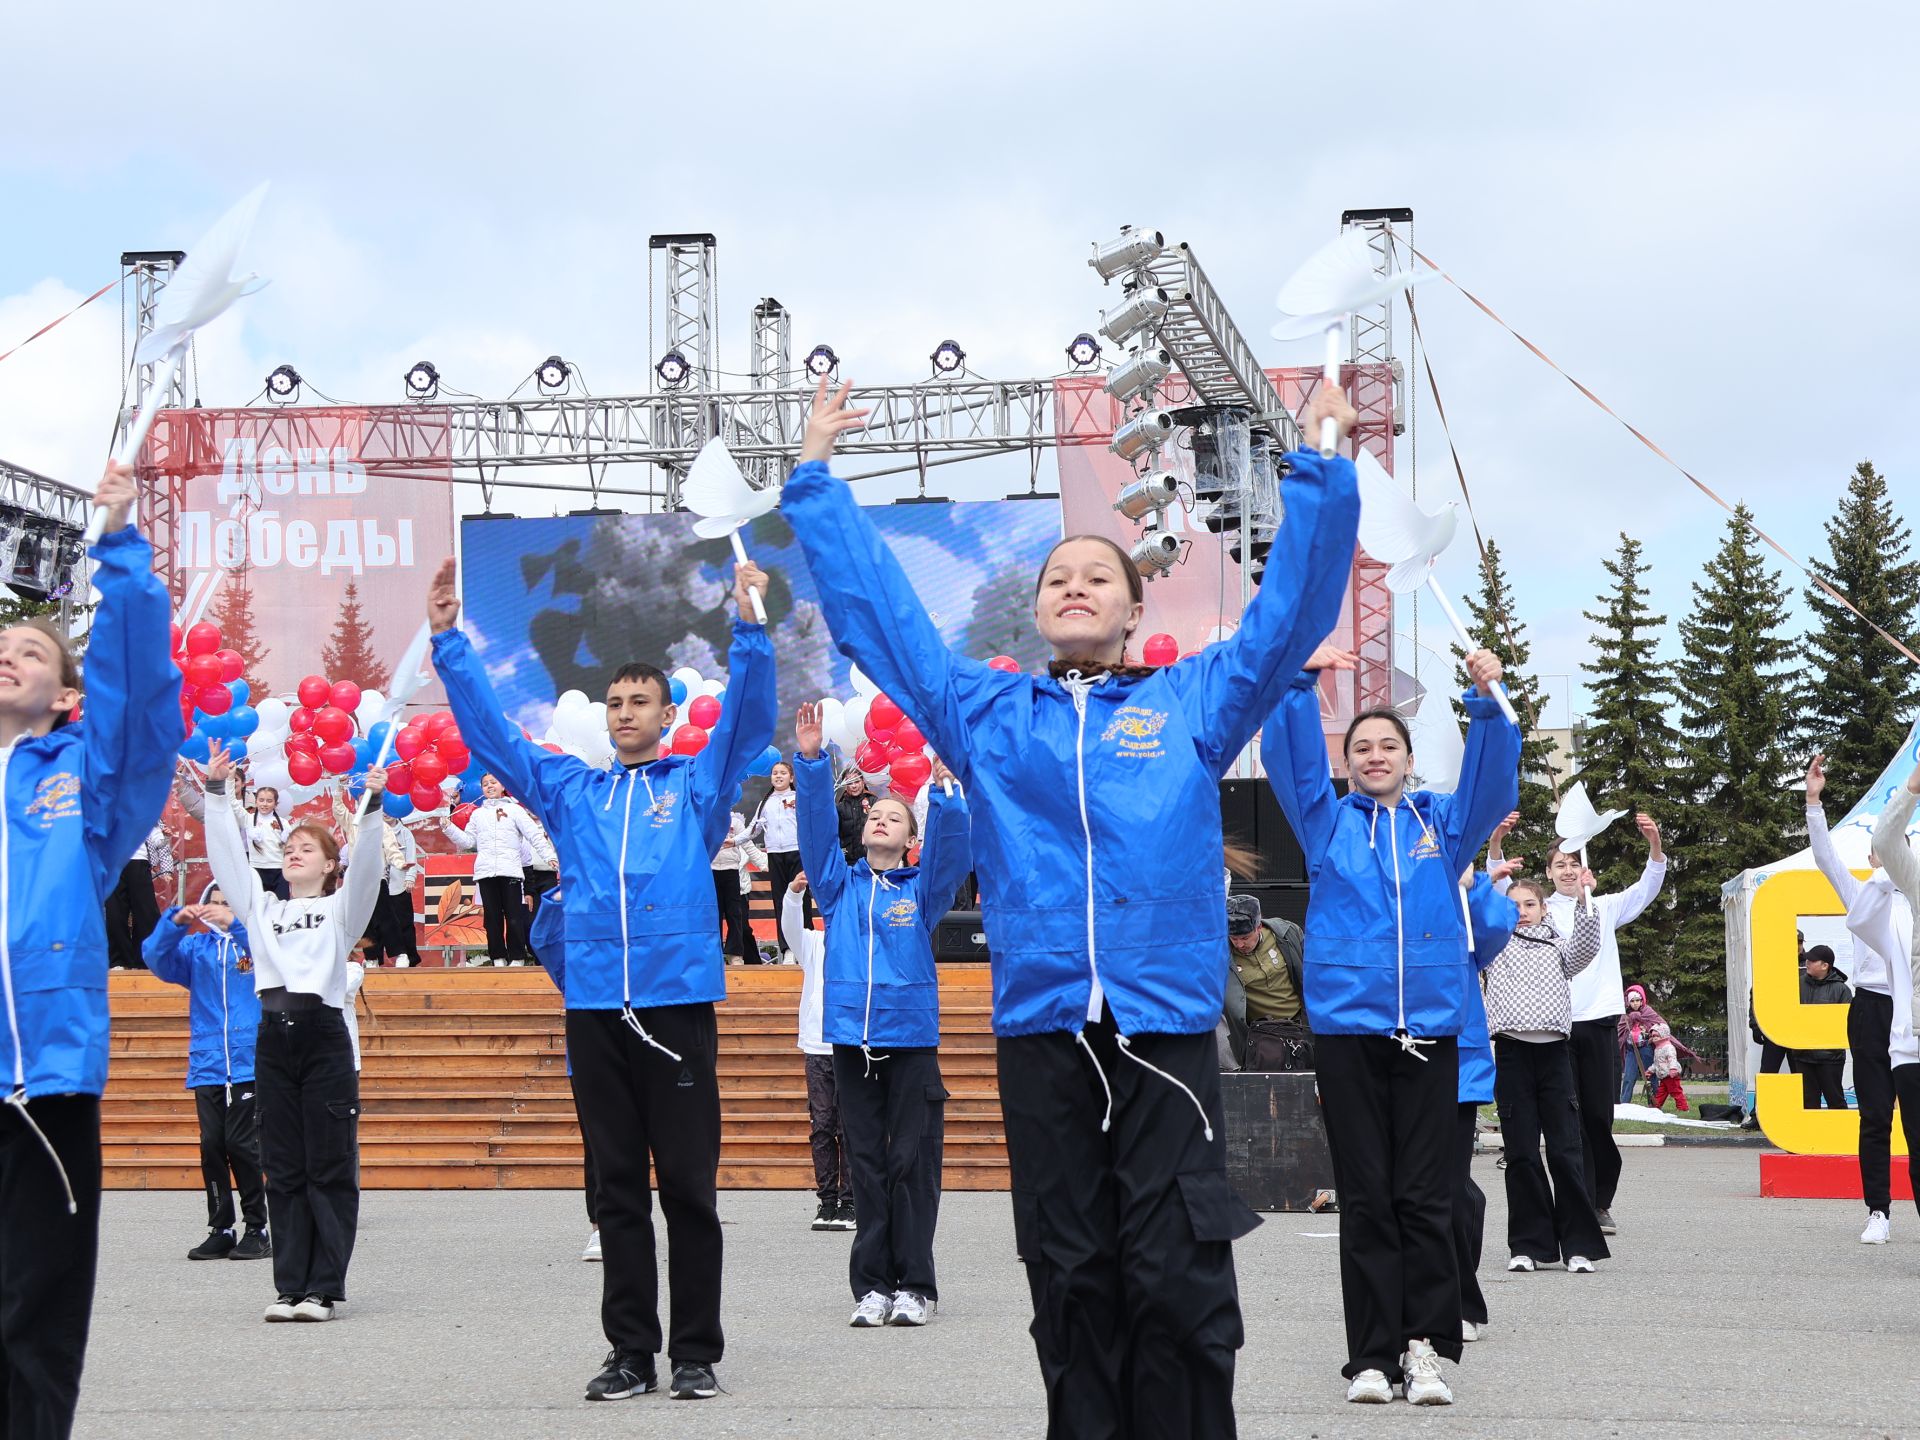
[814,666,937,800]
[173,622,261,765]
[375,709,477,818]
[539,665,778,777]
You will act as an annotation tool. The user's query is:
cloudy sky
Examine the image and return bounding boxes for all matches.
[2,2,1914,723]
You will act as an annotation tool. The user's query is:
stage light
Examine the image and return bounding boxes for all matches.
[265,364,302,403]
[1103,347,1172,403]
[655,350,692,388]
[1108,407,1173,462]
[930,340,966,376]
[1130,528,1181,579]
[536,355,572,392]
[1098,287,1170,347]
[1112,470,1179,521]
[1204,493,1240,535]
[804,344,839,379]
[1065,333,1101,369]
[1089,227,1165,281]
[403,361,439,400]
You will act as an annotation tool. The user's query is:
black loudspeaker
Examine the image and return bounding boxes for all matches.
[1221,1071,1337,1212]
[1219,779,1307,885]
[934,910,991,963]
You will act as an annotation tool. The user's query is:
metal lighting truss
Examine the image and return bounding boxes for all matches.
[0,457,92,624]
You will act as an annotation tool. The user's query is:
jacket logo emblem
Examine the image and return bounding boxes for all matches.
[1409,829,1442,860]
[647,789,680,827]
[883,896,919,928]
[25,773,80,828]
[1101,706,1168,760]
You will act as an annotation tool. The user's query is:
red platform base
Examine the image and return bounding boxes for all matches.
[1760,1151,1916,1200]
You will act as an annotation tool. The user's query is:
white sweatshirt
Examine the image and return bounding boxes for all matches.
[344,959,365,1069]
[754,790,800,854]
[783,888,830,1056]
[1559,857,1668,1023]
[380,819,420,897]
[442,798,542,880]
[1868,788,1920,1068]
[205,780,385,1009]
[1806,804,1906,996]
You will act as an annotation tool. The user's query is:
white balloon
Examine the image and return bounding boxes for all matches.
[858,764,891,794]
[356,689,385,720]
[556,688,591,716]
[671,667,704,700]
[698,678,725,700]
[848,664,881,698]
[842,696,871,753]
[819,698,847,755]
[255,696,290,732]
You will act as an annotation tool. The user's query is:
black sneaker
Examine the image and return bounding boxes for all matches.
[811,1200,834,1231]
[834,1199,857,1231]
[670,1362,718,1400]
[230,1228,272,1261]
[1596,1208,1617,1236]
[585,1349,656,1401]
[188,1229,236,1261]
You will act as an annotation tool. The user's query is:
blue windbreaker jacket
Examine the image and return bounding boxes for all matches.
[782,450,1359,1039]
[1261,676,1519,1039]
[432,622,775,1014]
[1,526,180,1098]
[794,753,971,1049]
[143,911,261,1089]
[1458,873,1519,1104]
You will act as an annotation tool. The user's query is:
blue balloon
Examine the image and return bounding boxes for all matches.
[459,775,483,803]
[366,720,392,750]
[381,788,415,818]
[225,737,249,763]
[669,678,688,705]
[196,709,232,739]
[746,744,779,777]
[227,704,260,738]
[178,732,212,763]
[227,679,250,707]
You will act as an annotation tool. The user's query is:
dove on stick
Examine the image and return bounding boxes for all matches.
[350,620,435,827]
[681,437,773,623]
[1553,781,1628,911]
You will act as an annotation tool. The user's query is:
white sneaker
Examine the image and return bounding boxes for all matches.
[1345,1369,1392,1404]
[461,955,486,968]
[850,1291,892,1327]
[1506,1255,1535,1272]
[1861,1211,1891,1245]
[582,1229,602,1262]
[263,1296,299,1323]
[1400,1339,1453,1406]
[393,954,413,969]
[1566,1255,1595,1274]
[291,1296,336,1322]
[886,1290,933,1326]
[1461,1319,1484,1342]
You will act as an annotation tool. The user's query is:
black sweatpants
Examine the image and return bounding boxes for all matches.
[525,868,557,921]
[1493,1036,1608,1265]
[712,870,757,966]
[566,1005,723,1365]
[1800,1059,1848,1110]
[566,1067,602,1227]
[1850,989,1895,1213]
[194,1084,266,1234]
[1315,1034,1461,1381]
[833,1045,944,1300]
[805,1053,850,1206]
[1894,1064,1920,1218]
[765,851,813,933]
[998,1008,1255,1440]
[364,888,418,965]
[476,874,531,962]
[1568,1018,1622,1211]
[1450,1102,1487,1327]
[256,1008,360,1302]
[0,1094,100,1440]
[104,858,158,970]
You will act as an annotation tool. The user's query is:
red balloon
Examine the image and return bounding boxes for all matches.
[410,783,444,812]
[541,742,564,754]
[854,740,891,774]
[329,681,362,715]
[889,752,932,798]
[289,707,315,733]
[863,710,894,745]
[385,761,413,794]
[287,753,323,786]
[987,655,1019,673]
[215,649,245,683]
[184,623,223,657]
[285,732,320,758]
[196,684,233,716]
[439,726,463,751]
[892,718,926,753]
[393,727,427,761]
[1142,632,1179,667]
[319,742,356,775]
[311,706,354,745]
[297,675,331,710]
[437,744,471,775]
[424,712,458,739]
[170,622,183,653]
[671,725,709,756]
[411,752,450,787]
[449,802,477,830]
[869,695,904,733]
[184,655,222,689]
[687,694,721,730]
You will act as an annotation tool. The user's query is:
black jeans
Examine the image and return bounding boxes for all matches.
[712,870,757,966]
[1568,1018,1623,1210]
[194,1083,266,1233]
[105,858,159,970]
[256,1008,360,1302]
[1315,1033,1461,1380]
[1800,1059,1848,1110]
[833,1045,945,1300]
[525,868,557,921]
[1850,989,1896,1212]
[0,1094,100,1440]
[998,1009,1255,1440]
[805,1054,850,1206]
[765,851,812,933]
[1493,1036,1608,1265]
[1451,1102,1487,1326]
[476,874,531,962]
[364,888,418,964]
[566,1005,724,1365]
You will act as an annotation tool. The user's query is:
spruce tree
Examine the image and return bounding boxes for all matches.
[1667,508,1800,1023]
[1451,540,1559,853]
[205,562,273,700]
[1802,462,1920,813]
[1574,534,1681,992]
[320,579,393,692]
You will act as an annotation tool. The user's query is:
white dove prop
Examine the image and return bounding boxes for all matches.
[1554,780,1628,910]
[680,437,772,623]
[1354,449,1518,725]
[1272,230,1433,459]
[90,183,270,543]
[351,620,436,827]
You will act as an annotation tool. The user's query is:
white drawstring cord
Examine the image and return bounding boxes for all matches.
[1395,1032,1437,1062]
[5,1089,76,1215]
[620,1007,684,1062]
[1116,1035,1215,1141]
[1075,1030,1115,1133]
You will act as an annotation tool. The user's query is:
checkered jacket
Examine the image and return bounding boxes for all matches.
[1480,905,1602,1038]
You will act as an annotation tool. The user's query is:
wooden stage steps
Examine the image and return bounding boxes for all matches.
[103,964,1007,1192]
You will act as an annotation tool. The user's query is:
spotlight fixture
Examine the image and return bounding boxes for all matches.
[1098,286,1171,347]
[804,344,839,379]
[265,364,302,403]
[1108,407,1173,462]
[402,360,440,400]
[1065,332,1101,369]
[1103,347,1173,403]
[1112,470,1180,521]
[655,350,692,388]
[1089,227,1165,281]
[536,355,572,392]
[1129,528,1181,579]
[930,340,966,377]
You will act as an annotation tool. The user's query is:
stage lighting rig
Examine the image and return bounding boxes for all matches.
[403,360,440,400]
[1108,407,1173,462]
[1098,286,1170,348]
[655,350,692,389]
[1089,227,1164,281]
[930,340,966,377]
[804,344,840,379]
[265,364,302,404]
[1129,528,1181,579]
[1065,333,1101,369]
[536,355,572,393]
[1112,470,1179,521]
[1103,347,1172,404]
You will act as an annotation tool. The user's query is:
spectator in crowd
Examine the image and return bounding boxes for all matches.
[1616,985,1663,1105]
[1220,893,1305,1069]
[106,823,173,970]
[1797,945,1852,1110]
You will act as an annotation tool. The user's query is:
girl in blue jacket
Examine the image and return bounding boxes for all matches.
[1260,644,1519,1406]
[793,702,971,1330]
[143,884,270,1263]
[782,376,1361,1440]
[0,461,179,1438]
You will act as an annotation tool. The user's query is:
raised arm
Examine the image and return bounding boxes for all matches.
[780,885,811,958]
[202,753,265,930]
[1436,672,1522,878]
[334,771,390,944]
[142,909,195,986]
[1606,816,1669,928]
[1259,669,1343,874]
[914,774,973,930]
[792,719,852,913]
[690,610,777,841]
[1871,777,1920,907]
[1804,756,1864,908]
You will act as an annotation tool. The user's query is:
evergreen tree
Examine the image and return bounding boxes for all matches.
[1451,540,1559,854]
[1666,508,1800,1023]
[205,562,273,700]
[1801,462,1920,813]
[1574,534,1682,993]
[320,580,392,692]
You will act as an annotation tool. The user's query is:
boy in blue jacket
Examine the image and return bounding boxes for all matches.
[0,461,179,1438]
[143,884,270,1263]
[426,553,772,1404]
[792,702,971,1329]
